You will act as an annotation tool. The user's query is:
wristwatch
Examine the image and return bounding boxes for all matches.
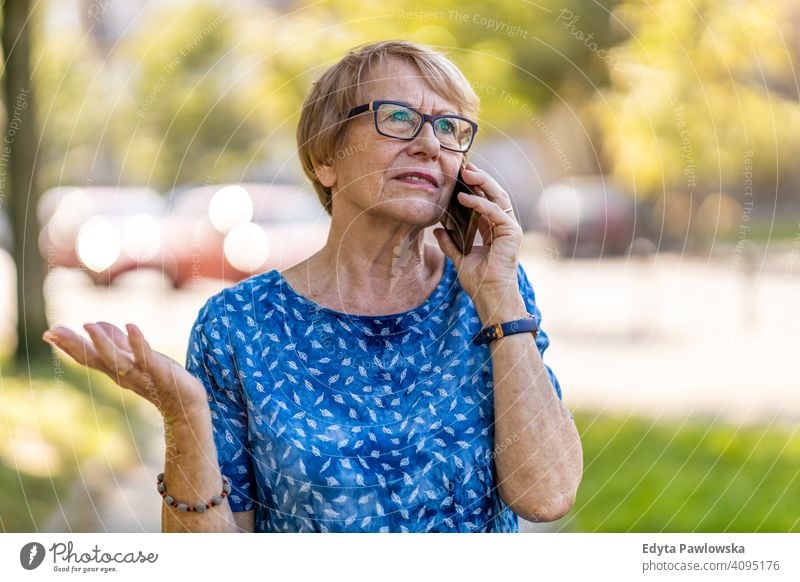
[472,312,538,346]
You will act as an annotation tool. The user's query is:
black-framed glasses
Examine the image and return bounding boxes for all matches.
[346,100,478,153]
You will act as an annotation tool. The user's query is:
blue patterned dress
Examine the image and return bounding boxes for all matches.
[185,255,563,532]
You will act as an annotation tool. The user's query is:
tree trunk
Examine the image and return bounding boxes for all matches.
[2,0,49,367]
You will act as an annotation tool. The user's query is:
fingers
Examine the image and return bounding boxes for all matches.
[461,163,513,209]
[126,323,152,370]
[43,322,153,373]
[477,212,495,245]
[456,191,519,234]
[433,227,464,265]
[93,321,135,359]
[84,323,134,381]
[42,325,109,372]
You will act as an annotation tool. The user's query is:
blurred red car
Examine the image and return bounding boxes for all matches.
[38,186,167,285]
[161,182,330,288]
[38,183,330,287]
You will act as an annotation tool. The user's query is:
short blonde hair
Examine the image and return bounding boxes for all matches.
[296,39,480,215]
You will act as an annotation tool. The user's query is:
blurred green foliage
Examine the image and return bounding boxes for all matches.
[562,411,800,532]
[29,0,623,190]
[25,0,799,222]
[0,362,140,531]
[13,0,798,216]
[593,0,800,202]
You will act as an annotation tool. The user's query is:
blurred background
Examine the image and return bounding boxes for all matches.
[1,0,798,533]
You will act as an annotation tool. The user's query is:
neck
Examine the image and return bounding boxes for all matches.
[306,207,443,314]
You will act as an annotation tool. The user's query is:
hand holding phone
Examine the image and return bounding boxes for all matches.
[440,168,483,254]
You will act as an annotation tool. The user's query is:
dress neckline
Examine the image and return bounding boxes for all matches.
[271,255,454,330]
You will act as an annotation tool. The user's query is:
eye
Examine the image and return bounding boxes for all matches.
[435,118,457,134]
[388,110,414,123]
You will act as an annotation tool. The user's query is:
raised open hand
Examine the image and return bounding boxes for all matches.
[42,322,208,425]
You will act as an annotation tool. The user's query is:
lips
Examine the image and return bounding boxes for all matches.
[392,171,439,188]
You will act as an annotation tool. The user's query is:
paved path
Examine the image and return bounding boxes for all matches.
[520,247,799,424]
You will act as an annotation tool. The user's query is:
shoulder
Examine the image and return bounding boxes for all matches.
[196,270,284,331]
[515,260,535,294]
[278,259,311,293]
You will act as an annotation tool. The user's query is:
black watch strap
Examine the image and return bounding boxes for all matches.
[472,313,538,346]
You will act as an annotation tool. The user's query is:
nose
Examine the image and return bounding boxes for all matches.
[408,119,441,158]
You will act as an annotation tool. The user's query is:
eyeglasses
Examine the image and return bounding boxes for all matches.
[346,100,478,153]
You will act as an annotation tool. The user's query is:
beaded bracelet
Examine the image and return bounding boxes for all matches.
[156,472,231,513]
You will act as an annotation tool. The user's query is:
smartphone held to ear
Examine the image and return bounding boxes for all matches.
[440,169,483,254]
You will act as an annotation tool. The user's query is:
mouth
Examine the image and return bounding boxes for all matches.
[392,171,439,189]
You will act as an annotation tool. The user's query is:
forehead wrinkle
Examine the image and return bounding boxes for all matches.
[397,75,456,113]
[417,93,458,115]
[365,91,458,116]
[362,65,458,115]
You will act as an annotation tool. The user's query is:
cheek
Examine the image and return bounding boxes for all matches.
[334,152,388,196]
[357,145,402,184]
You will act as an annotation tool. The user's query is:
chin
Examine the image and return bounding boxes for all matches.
[379,197,443,225]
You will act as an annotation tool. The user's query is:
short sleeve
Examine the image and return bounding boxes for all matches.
[185,296,255,512]
[516,263,563,401]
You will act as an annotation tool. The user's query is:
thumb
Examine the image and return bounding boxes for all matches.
[433,228,462,265]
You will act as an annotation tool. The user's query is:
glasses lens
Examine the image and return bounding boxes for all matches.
[376,103,421,138]
[375,102,474,152]
[433,117,474,151]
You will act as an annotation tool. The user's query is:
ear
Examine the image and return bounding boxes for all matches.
[314,161,337,189]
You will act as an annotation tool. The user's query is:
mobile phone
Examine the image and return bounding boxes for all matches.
[440,168,482,254]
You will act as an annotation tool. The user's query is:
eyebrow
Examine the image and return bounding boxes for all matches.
[393,100,458,115]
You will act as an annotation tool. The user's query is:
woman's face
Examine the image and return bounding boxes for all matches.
[317,57,465,227]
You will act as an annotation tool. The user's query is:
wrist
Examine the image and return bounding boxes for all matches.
[161,377,210,427]
[163,402,211,432]
[163,406,215,463]
[474,293,527,325]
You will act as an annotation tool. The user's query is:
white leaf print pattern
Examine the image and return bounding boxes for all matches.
[184,256,563,532]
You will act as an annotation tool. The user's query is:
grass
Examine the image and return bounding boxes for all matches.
[0,356,144,532]
[559,411,800,532]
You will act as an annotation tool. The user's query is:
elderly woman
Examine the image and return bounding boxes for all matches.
[42,39,582,533]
